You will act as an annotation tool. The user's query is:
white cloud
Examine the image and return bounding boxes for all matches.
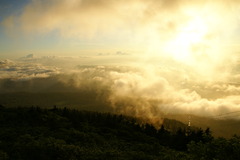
[0,59,59,80]
[47,64,240,119]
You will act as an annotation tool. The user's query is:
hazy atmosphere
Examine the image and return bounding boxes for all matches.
[1,0,240,120]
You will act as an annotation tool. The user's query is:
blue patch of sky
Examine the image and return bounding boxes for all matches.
[0,0,30,22]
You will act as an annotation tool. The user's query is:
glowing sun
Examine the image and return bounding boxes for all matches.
[165,17,209,64]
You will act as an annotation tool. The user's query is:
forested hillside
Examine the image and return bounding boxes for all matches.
[0,106,240,160]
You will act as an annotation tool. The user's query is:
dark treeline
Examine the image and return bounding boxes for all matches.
[0,105,240,160]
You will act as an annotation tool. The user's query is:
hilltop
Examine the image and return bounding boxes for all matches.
[0,106,240,160]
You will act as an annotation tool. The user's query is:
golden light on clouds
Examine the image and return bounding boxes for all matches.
[1,0,240,119]
[2,0,240,78]
[164,17,208,62]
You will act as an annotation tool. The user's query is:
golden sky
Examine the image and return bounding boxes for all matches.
[1,0,240,118]
[1,0,240,59]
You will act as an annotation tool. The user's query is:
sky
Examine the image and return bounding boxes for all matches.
[1,0,240,119]
[1,0,240,59]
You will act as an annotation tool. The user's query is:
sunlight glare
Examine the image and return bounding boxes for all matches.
[164,17,208,64]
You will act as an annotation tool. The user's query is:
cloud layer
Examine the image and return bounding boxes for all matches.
[0,59,59,80]
[1,58,240,120]
[3,0,239,34]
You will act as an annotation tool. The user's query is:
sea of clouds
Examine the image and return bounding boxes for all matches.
[1,55,240,121]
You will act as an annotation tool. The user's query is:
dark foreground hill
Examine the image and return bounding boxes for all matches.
[0,106,240,160]
[1,92,240,138]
